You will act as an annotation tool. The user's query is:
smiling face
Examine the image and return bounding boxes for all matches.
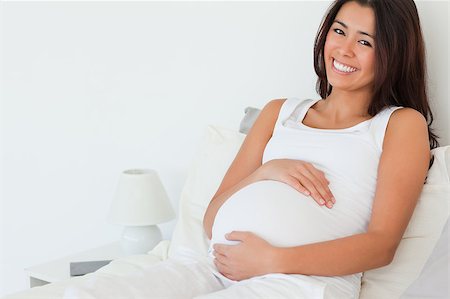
[324,1,376,94]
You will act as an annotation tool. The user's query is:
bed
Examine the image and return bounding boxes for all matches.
[2,105,449,299]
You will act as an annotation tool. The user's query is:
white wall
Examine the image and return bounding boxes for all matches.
[0,1,448,296]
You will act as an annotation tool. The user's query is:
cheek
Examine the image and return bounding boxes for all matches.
[363,52,376,73]
[324,35,337,57]
[324,39,338,70]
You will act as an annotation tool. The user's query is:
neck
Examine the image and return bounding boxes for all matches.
[320,89,372,121]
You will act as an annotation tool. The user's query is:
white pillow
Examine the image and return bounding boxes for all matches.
[168,124,450,299]
[168,125,245,258]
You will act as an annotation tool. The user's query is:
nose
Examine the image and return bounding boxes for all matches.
[338,39,355,57]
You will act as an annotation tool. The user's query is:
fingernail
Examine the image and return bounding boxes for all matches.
[319,198,325,205]
[327,201,333,208]
[331,197,336,203]
[304,190,310,196]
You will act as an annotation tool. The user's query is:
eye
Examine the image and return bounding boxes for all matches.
[359,40,373,47]
[333,28,345,35]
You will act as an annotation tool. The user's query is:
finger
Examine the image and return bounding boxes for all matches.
[307,167,335,205]
[225,273,236,281]
[212,250,227,260]
[309,167,329,187]
[285,176,310,196]
[214,251,227,262]
[301,165,335,207]
[292,172,326,206]
[226,231,249,241]
[213,244,226,255]
[214,257,233,276]
[214,258,231,276]
[302,164,330,192]
[294,173,322,204]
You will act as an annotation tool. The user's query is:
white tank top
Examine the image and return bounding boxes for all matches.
[263,97,404,224]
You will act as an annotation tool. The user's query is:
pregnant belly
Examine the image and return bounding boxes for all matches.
[210,180,366,249]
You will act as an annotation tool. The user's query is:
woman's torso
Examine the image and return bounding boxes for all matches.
[209,97,403,290]
[212,97,403,245]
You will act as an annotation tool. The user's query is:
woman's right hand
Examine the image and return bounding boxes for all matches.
[256,159,336,208]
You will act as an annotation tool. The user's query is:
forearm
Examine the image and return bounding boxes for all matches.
[203,171,263,239]
[275,232,394,276]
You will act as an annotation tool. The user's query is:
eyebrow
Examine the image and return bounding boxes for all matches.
[334,20,375,39]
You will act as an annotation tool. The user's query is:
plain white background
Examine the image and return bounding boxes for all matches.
[0,1,448,296]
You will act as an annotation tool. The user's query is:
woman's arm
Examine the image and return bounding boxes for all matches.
[203,99,286,239]
[213,108,431,279]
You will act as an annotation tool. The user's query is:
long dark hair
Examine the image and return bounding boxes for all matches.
[313,0,439,153]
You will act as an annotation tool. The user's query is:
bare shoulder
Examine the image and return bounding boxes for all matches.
[263,98,288,114]
[386,107,427,131]
[383,107,428,150]
[247,97,288,135]
[252,98,288,132]
[270,98,288,105]
[381,106,430,178]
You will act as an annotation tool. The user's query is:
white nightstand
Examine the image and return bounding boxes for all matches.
[24,241,126,288]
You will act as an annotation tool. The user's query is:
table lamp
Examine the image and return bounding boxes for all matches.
[108,169,175,254]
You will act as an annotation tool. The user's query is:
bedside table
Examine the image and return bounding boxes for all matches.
[24,241,126,288]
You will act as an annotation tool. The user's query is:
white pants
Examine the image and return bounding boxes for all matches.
[63,249,359,299]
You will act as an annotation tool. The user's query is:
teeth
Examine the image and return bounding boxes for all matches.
[333,59,357,73]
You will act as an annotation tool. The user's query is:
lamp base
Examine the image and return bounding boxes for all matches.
[120,225,162,255]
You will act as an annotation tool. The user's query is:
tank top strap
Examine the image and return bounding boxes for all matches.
[273,98,313,132]
[369,105,404,152]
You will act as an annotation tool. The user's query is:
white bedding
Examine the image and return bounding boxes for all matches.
[8,246,358,299]
[4,138,450,299]
[61,249,224,299]
[3,226,448,299]
[1,250,166,299]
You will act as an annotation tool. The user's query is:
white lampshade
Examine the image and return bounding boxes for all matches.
[108,169,175,226]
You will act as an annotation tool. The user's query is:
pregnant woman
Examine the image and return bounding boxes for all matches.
[63,0,438,298]
[202,0,437,297]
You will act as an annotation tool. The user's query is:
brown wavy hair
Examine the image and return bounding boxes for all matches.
[313,0,439,154]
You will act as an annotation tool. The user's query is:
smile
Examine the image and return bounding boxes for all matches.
[332,59,358,73]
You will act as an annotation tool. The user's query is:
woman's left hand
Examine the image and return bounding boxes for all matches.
[212,231,279,281]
